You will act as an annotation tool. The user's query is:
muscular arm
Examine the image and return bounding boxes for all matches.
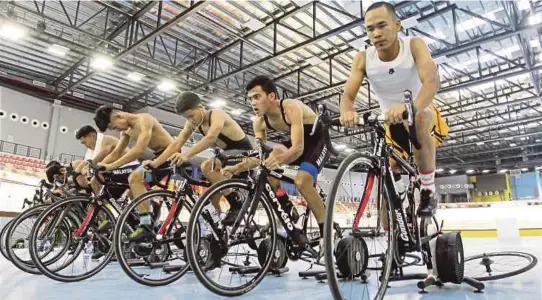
[340,51,366,113]
[278,100,304,165]
[184,110,226,158]
[108,116,154,169]
[153,121,194,166]
[411,38,439,110]
[91,136,116,164]
[102,133,129,164]
[231,117,266,171]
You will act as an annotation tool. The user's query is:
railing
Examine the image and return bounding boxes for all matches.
[59,153,84,165]
[0,140,42,159]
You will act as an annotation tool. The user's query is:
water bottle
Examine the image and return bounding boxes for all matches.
[83,241,94,265]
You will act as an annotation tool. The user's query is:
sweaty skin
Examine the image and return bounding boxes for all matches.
[101,112,174,214]
[230,91,326,223]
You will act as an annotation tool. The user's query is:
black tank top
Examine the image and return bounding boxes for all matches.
[263,100,316,135]
[198,110,252,151]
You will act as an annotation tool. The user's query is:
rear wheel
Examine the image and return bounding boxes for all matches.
[29,197,115,282]
[1,219,14,260]
[324,152,395,300]
[114,190,193,286]
[186,179,277,297]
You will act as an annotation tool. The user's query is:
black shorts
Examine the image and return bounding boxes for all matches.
[107,164,140,185]
[281,124,330,180]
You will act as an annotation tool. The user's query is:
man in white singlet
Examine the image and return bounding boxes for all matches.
[75,125,139,192]
[340,2,449,216]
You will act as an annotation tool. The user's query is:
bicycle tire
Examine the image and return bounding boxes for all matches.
[186,179,277,297]
[114,189,193,286]
[6,205,61,274]
[464,251,538,281]
[29,196,116,282]
[1,219,14,260]
[324,152,396,300]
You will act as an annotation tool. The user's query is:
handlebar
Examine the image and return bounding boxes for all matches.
[324,90,421,151]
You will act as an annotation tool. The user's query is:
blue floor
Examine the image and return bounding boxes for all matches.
[1,237,541,300]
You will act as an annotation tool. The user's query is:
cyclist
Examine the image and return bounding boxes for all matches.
[340,2,448,217]
[93,105,174,241]
[224,75,332,257]
[73,125,138,190]
[144,91,253,225]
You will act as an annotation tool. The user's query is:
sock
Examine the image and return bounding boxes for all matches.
[139,213,151,226]
[393,173,406,200]
[419,169,436,193]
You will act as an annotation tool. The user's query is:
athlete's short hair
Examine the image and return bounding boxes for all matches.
[75,125,97,140]
[94,105,114,133]
[365,1,399,20]
[246,75,278,98]
[175,91,201,113]
[45,164,63,184]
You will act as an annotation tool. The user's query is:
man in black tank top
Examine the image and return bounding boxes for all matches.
[144,91,252,225]
[226,75,333,258]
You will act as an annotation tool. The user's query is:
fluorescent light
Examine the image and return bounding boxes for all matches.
[307,56,324,66]
[529,14,542,25]
[127,72,144,82]
[521,167,529,171]
[492,141,500,145]
[518,0,530,10]
[527,123,538,128]
[230,109,244,116]
[157,79,175,92]
[48,44,69,57]
[482,169,490,173]
[505,137,514,141]
[520,136,528,141]
[466,169,474,174]
[536,139,542,143]
[91,55,113,70]
[210,99,226,108]
[499,169,508,173]
[510,143,517,147]
[244,18,265,31]
[449,169,457,174]
[0,22,27,41]
[476,141,485,145]
[402,16,419,29]
[335,144,347,150]
[436,168,444,173]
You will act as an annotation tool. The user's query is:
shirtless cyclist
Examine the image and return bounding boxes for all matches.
[93,105,174,241]
[144,91,253,225]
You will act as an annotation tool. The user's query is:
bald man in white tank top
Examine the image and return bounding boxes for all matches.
[340,2,449,217]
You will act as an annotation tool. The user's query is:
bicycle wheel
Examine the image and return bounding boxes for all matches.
[6,205,71,275]
[186,179,277,297]
[29,196,115,282]
[324,152,396,300]
[114,189,193,286]
[464,251,538,281]
[1,219,14,260]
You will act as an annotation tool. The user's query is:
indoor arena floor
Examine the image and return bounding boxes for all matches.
[1,237,540,300]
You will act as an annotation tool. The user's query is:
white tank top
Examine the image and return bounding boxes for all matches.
[84,133,104,160]
[365,37,422,113]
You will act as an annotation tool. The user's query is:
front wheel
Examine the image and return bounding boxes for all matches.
[186,179,277,297]
[114,189,193,287]
[324,152,396,300]
[28,196,116,282]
